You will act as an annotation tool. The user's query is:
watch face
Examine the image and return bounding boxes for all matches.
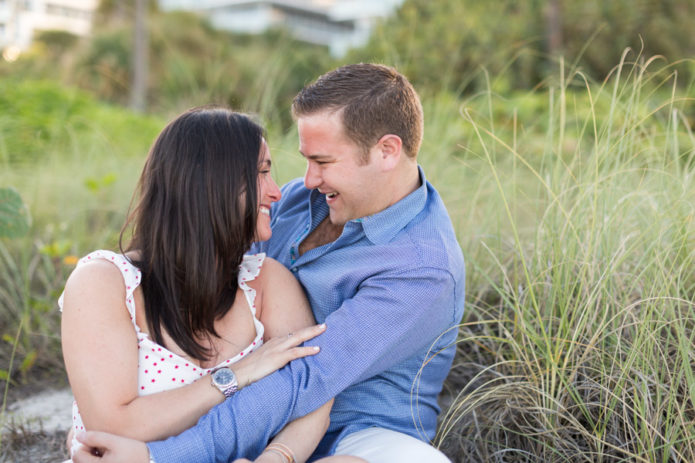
[213,368,235,386]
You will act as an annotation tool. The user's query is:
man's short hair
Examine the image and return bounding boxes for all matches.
[292,63,424,160]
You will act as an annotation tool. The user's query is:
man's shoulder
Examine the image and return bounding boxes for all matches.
[399,182,464,274]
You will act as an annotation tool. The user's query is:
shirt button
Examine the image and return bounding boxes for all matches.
[292,268,298,273]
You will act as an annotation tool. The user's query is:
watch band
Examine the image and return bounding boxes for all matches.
[221,382,239,398]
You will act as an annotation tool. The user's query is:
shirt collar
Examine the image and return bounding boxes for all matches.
[361,165,428,245]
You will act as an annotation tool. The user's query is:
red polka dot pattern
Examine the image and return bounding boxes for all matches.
[60,250,267,457]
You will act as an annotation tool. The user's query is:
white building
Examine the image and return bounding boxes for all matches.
[158,0,404,57]
[0,0,98,58]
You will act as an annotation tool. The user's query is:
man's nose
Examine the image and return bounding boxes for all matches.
[304,162,321,190]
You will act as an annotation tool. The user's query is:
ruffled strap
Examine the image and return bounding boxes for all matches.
[58,250,142,330]
[238,253,265,316]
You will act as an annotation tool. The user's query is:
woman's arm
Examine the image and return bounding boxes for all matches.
[254,401,333,463]
[61,260,322,442]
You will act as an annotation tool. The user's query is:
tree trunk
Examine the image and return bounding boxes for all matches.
[130,0,148,112]
[546,0,563,56]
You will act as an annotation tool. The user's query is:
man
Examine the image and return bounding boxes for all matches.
[76,63,464,462]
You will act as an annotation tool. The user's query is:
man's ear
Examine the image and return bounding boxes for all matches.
[376,134,403,171]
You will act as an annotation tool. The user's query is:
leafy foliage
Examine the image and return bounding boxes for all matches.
[0,188,29,239]
[1,7,336,128]
[352,0,695,94]
[0,79,161,164]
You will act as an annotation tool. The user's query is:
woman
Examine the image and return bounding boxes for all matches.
[61,107,361,463]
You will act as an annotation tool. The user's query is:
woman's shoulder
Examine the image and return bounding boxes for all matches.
[244,256,296,311]
[64,259,124,296]
[253,256,303,299]
[252,255,314,334]
[241,253,292,280]
[62,252,132,307]
[253,255,291,282]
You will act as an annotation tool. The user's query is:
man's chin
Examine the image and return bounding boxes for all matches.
[328,211,348,227]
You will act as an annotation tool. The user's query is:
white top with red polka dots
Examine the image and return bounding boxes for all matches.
[59,249,266,456]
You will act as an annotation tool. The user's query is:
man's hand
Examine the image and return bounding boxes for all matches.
[72,431,150,463]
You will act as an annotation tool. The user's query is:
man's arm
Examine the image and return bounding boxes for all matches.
[148,266,461,462]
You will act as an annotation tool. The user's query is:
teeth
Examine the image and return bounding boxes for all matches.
[326,192,337,199]
[260,207,270,216]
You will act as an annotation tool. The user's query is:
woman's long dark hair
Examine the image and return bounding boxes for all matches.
[120,106,262,361]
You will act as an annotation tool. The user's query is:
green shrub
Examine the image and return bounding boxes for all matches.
[0,188,29,239]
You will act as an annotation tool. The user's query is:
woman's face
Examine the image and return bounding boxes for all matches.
[255,139,282,242]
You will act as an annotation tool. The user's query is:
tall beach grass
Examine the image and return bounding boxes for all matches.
[430,56,695,461]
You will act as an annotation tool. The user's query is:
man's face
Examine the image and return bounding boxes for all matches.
[298,110,383,226]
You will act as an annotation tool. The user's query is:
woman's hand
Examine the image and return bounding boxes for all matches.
[72,431,149,463]
[231,323,326,388]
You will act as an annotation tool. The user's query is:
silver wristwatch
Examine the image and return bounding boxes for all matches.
[211,367,239,398]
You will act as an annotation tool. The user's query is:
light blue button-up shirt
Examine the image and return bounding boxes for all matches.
[148,167,465,462]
